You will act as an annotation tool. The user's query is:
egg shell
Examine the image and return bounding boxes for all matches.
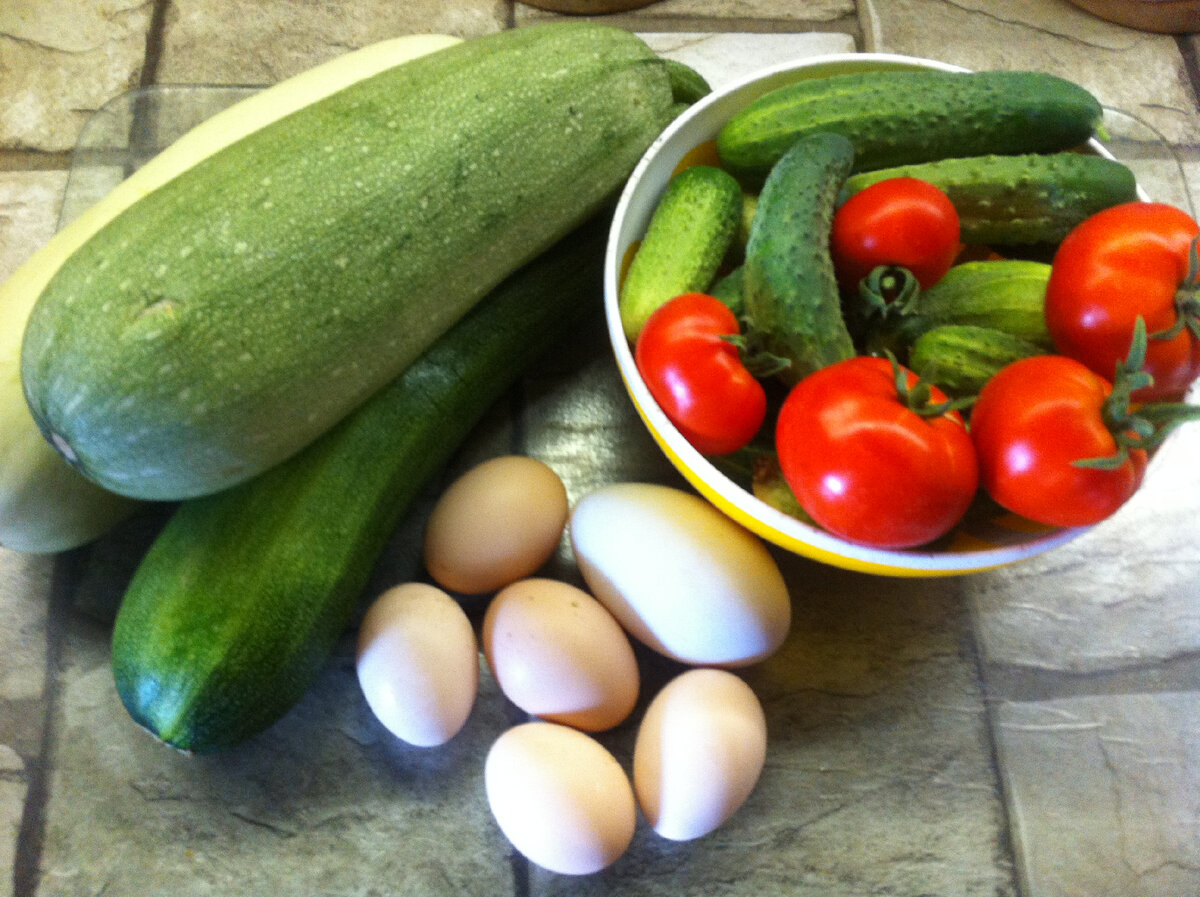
[485,721,636,876]
[569,482,791,667]
[483,578,639,732]
[633,668,768,841]
[423,455,569,595]
[355,582,479,747]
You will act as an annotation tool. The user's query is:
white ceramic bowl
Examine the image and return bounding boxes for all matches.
[603,52,1122,577]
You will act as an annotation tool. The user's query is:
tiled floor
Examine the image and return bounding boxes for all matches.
[1,2,1198,895]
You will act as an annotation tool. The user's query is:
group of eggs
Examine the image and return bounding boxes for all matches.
[354,454,793,875]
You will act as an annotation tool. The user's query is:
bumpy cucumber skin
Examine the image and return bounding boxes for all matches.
[619,164,744,340]
[709,265,746,317]
[866,259,1053,357]
[909,324,1045,398]
[22,23,676,501]
[843,153,1138,245]
[717,70,1103,178]
[743,132,857,381]
[110,221,605,753]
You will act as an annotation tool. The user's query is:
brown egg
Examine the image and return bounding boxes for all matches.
[423,455,569,594]
[483,578,639,732]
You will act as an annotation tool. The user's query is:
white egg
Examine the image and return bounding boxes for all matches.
[485,721,636,875]
[355,582,478,747]
[633,668,767,841]
[569,483,791,667]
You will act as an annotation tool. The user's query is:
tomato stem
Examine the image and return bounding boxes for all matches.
[1149,234,1200,343]
[859,265,922,316]
[722,331,792,379]
[885,352,975,419]
[1076,316,1200,470]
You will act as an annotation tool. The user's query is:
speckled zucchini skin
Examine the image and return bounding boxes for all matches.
[21,23,678,501]
[843,153,1138,245]
[743,132,857,382]
[717,69,1103,179]
[110,220,606,753]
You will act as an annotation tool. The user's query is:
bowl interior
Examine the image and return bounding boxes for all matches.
[603,53,1100,577]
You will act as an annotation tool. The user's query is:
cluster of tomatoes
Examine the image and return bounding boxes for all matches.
[634,177,1200,550]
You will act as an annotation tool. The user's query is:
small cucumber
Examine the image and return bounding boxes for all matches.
[864,259,1053,357]
[619,164,744,340]
[110,220,605,753]
[717,69,1103,179]
[842,153,1139,245]
[743,132,857,381]
[709,265,746,317]
[909,324,1046,398]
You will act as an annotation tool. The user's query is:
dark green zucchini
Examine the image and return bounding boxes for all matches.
[110,220,605,753]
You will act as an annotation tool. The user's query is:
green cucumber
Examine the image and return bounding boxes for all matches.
[110,220,605,753]
[619,164,744,340]
[22,23,680,501]
[743,132,857,381]
[717,69,1103,179]
[709,265,746,317]
[909,324,1046,398]
[864,259,1053,357]
[842,153,1138,245]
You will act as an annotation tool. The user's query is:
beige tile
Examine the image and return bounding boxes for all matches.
[640,30,857,87]
[995,693,1200,897]
[0,0,151,152]
[157,0,507,85]
[0,170,68,281]
[860,0,1200,145]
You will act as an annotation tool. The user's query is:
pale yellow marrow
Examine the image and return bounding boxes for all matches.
[0,33,460,553]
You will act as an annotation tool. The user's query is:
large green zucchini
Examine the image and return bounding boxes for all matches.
[111,219,606,753]
[22,23,678,501]
[0,34,460,553]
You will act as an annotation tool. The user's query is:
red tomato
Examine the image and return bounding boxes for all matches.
[1045,201,1200,401]
[774,356,978,549]
[969,355,1147,528]
[635,292,767,456]
[830,177,962,290]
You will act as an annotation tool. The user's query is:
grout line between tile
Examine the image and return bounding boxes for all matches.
[11,549,89,897]
[1177,34,1200,111]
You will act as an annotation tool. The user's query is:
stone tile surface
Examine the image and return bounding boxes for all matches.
[968,416,1200,674]
[861,0,1200,144]
[994,693,1200,897]
[0,0,152,152]
[157,0,508,84]
[0,550,56,897]
[0,171,68,280]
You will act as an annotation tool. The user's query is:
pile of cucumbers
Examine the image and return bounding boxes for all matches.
[617,66,1149,534]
